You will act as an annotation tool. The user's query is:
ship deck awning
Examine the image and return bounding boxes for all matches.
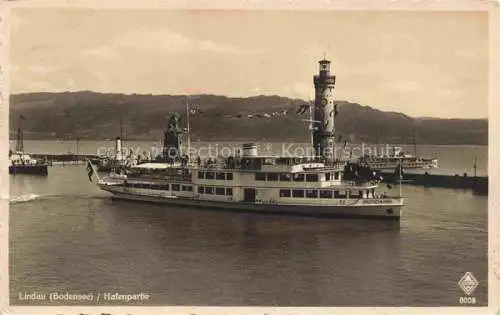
[132,163,182,169]
[329,181,379,189]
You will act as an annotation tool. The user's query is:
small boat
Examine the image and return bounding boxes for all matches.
[9,117,49,176]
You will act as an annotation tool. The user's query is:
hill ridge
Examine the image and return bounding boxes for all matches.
[9,91,487,145]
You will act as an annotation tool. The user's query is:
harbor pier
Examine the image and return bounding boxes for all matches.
[380,171,488,195]
[28,153,101,165]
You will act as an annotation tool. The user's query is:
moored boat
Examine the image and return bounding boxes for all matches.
[358,147,438,171]
[358,129,438,171]
[9,151,49,175]
[9,116,49,176]
[97,137,137,172]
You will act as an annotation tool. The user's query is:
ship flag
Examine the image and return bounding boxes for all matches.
[301,104,310,115]
[296,104,309,115]
[86,161,94,182]
[20,115,26,120]
[222,108,289,119]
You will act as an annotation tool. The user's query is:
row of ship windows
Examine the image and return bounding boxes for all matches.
[279,189,367,199]
[123,182,233,196]
[124,182,193,192]
[122,183,367,199]
[198,186,233,196]
[196,172,341,182]
[255,172,340,182]
[198,172,234,180]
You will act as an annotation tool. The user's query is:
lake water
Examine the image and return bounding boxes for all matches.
[9,141,488,306]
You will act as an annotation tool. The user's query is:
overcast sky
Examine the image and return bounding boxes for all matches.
[10,9,488,118]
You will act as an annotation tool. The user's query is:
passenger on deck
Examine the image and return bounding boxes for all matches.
[205,157,213,168]
[227,156,235,169]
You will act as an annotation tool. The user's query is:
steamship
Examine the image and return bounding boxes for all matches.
[97,137,136,172]
[9,117,49,176]
[89,59,404,219]
[357,130,438,171]
[358,148,438,171]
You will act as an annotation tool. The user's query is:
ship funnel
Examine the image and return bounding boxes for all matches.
[115,137,123,160]
[242,143,258,157]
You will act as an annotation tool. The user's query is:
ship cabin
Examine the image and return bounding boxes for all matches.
[359,154,438,170]
[9,151,41,166]
[115,143,389,205]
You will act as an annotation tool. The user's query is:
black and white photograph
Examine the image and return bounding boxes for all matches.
[2,1,499,313]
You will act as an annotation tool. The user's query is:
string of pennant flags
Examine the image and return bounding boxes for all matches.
[188,103,339,119]
[187,103,348,147]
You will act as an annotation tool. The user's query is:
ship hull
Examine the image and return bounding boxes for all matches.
[99,184,402,220]
[97,165,124,173]
[9,164,48,176]
[360,158,438,171]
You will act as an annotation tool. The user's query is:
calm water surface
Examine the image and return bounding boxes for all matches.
[9,142,488,306]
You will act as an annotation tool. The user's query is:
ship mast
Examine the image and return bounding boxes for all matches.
[76,136,80,157]
[15,116,24,152]
[120,115,123,141]
[301,100,320,160]
[473,156,477,177]
[185,95,191,159]
[412,127,417,156]
[399,157,403,198]
[309,100,313,155]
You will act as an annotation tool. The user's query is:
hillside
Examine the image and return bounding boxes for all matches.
[8,91,488,145]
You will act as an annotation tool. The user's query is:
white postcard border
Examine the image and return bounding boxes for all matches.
[0,0,498,314]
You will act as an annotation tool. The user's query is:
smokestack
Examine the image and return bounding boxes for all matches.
[115,137,122,161]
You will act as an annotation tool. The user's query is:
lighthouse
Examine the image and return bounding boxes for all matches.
[313,58,336,162]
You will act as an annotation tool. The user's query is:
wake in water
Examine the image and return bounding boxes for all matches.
[9,193,41,204]
[9,192,108,204]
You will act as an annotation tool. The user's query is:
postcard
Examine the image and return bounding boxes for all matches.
[1,1,499,314]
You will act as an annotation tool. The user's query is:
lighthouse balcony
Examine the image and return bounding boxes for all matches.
[314,76,335,85]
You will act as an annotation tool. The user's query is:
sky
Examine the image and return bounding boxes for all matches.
[9,9,488,118]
